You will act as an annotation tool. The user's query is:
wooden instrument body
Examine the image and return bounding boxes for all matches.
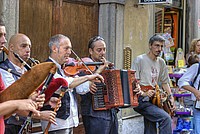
[161,93,175,117]
[141,85,174,117]
[162,99,174,117]
[0,62,57,102]
[92,69,138,110]
[152,85,162,108]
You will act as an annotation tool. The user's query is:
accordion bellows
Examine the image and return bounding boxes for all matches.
[92,69,139,110]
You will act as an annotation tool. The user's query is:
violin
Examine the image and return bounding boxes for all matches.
[62,57,104,76]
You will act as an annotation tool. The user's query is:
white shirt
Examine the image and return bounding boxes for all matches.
[0,60,26,88]
[41,57,90,131]
[178,63,200,101]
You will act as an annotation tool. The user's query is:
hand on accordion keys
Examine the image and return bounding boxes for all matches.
[89,81,98,94]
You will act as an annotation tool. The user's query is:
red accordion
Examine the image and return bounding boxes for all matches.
[92,69,138,110]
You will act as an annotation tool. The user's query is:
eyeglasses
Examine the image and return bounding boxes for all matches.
[92,36,104,42]
[88,36,104,49]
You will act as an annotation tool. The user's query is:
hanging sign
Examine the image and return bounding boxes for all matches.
[139,0,172,4]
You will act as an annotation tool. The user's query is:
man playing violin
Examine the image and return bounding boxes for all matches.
[40,34,104,134]
[131,34,175,134]
[0,33,60,134]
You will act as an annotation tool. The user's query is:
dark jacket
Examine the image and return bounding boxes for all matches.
[41,58,71,120]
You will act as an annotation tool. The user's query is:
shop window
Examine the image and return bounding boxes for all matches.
[155,7,164,34]
[155,6,181,66]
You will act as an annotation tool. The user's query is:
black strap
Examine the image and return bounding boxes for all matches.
[192,62,200,87]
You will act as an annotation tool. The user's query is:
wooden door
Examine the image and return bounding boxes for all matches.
[19,0,98,62]
[19,0,99,133]
[60,0,99,58]
[19,0,53,62]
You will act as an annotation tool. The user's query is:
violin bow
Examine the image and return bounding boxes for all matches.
[71,49,93,74]
[71,49,105,85]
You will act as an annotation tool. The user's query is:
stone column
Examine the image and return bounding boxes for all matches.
[186,0,200,50]
[0,0,19,61]
[0,0,19,43]
[197,0,200,38]
[99,0,125,69]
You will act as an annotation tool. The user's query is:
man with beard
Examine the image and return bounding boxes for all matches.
[131,34,175,134]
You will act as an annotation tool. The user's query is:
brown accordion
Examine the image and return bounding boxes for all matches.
[92,69,138,110]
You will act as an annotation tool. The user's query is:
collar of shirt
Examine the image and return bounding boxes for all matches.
[9,60,27,74]
[49,56,74,92]
[49,57,65,76]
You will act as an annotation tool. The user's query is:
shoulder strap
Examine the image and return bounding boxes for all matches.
[193,62,200,84]
[0,59,19,80]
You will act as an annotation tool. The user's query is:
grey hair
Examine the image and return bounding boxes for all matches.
[149,34,165,46]
[48,34,69,53]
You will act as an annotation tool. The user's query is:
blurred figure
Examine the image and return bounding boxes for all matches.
[186,38,200,65]
[187,54,200,67]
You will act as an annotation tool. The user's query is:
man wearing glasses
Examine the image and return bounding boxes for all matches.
[131,34,175,134]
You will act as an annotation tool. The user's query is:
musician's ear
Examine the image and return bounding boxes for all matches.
[8,43,14,52]
[51,45,57,52]
[89,48,93,55]
[149,44,152,50]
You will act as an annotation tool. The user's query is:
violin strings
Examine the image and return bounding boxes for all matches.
[71,49,93,74]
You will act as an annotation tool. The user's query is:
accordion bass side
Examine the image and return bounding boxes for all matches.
[92,69,139,110]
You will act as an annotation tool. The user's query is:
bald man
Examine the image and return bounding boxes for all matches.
[0,33,58,134]
[0,19,44,134]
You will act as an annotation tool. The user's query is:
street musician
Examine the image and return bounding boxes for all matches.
[131,34,175,134]
[0,33,58,134]
[40,34,104,134]
[79,36,141,134]
[0,19,47,134]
